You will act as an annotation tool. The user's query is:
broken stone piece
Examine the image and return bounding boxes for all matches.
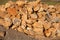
[12,18,21,25]
[43,22,51,30]
[7,7,17,16]
[33,28,43,35]
[0,31,5,37]
[17,26,24,32]
[44,29,51,37]
[30,13,37,20]
[16,1,26,6]
[34,5,40,11]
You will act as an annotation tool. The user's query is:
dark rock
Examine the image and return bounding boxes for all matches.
[0,25,6,31]
[4,29,37,40]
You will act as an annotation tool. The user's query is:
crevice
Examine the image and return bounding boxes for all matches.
[9,23,13,29]
[4,31,6,37]
[43,25,46,37]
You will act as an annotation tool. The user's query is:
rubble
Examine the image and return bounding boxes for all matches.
[0,0,60,39]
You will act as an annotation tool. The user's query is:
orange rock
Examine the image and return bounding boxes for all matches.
[11,25,17,29]
[38,7,44,12]
[44,30,51,37]
[57,29,60,37]
[43,22,51,30]
[10,16,15,19]
[26,5,33,14]
[42,3,48,10]
[28,30,35,36]
[0,18,12,29]
[0,0,60,38]
[22,14,27,21]
[0,19,5,26]
[52,23,60,29]
[34,4,40,11]
[26,24,32,28]
[24,29,30,35]
[37,12,46,19]
[16,1,26,6]
[16,14,20,19]
[4,14,11,18]
[26,19,32,24]
[48,8,55,13]
[28,0,40,7]
[33,28,43,35]
[33,22,43,28]
[55,5,60,12]
[30,13,37,20]
[0,31,5,37]
[50,13,57,19]
[0,5,5,11]
[56,13,60,18]
[5,1,13,8]
[37,12,43,19]
[49,28,57,37]
[17,26,24,32]
[7,8,17,16]
[48,5,54,8]
[0,12,6,18]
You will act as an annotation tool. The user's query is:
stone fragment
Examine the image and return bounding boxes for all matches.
[33,28,43,35]
[26,19,32,24]
[16,1,26,6]
[7,8,17,16]
[43,22,51,30]
[17,26,24,32]
[4,18,12,29]
[0,31,5,37]
[34,5,40,11]
[44,29,51,37]
[33,22,43,28]
[5,1,14,8]
[30,13,37,20]
[12,18,21,25]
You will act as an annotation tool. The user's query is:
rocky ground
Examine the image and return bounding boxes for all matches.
[0,0,60,40]
[0,26,60,40]
[0,26,37,40]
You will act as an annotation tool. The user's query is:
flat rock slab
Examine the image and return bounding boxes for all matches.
[4,29,37,40]
[0,26,37,40]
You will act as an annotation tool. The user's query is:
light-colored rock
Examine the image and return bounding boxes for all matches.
[44,29,51,37]
[17,26,24,32]
[30,13,37,20]
[16,1,26,6]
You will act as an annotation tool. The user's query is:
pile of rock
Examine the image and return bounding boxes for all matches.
[0,0,60,39]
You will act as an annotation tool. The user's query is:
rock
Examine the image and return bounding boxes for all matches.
[44,29,51,37]
[43,22,51,30]
[17,26,24,32]
[16,1,26,6]
[30,13,37,20]
[0,0,60,40]
[4,29,37,40]
[0,31,5,37]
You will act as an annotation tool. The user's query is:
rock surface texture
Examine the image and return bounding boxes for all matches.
[0,0,60,40]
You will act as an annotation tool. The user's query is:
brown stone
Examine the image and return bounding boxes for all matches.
[0,31,5,37]
[44,29,51,37]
